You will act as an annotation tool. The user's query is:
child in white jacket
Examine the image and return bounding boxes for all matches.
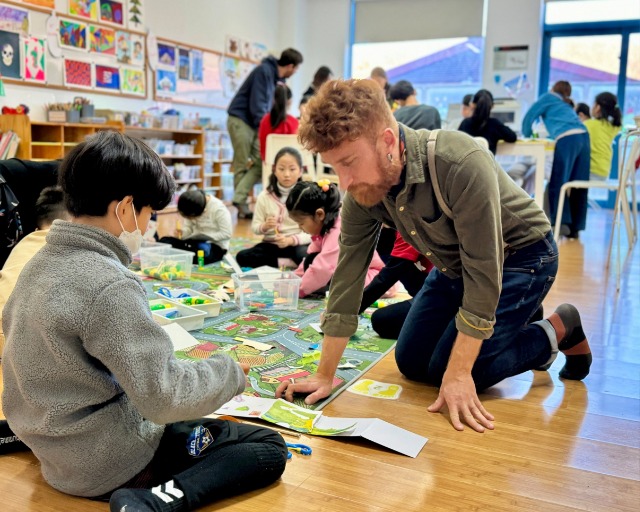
[236,148,311,268]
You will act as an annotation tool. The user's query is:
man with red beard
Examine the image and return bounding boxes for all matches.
[277,79,592,432]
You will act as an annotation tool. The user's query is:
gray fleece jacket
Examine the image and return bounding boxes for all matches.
[1,221,245,497]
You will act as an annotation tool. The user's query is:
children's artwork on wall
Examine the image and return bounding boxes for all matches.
[0,29,21,79]
[178,47,189,80]
[23,36,46,82]
[63,58,92,88]
[190,49,203,83]
[128,0,144,31]
[222,57,254,98]
[89,25,115,55]
[99,0,124,26]
[59,19,87,51]
[120,66,145,96]
[240,40,252,60]
[252,42,267,62]
[22,0,55,8]
[0,5,29,36]
[157,42,175,68]
[95,63,119,90]
[69,0,98,21]
[130,33,144,67]
[156,68,176,95]
[115,30,130,63]
[225,35,240,58]
[45,13,62,58]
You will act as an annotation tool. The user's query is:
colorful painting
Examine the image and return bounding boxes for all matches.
[190,49,203,82]
[252,42,268,62]
[23,36,46,82]
[120,66,145,95]
[0,30,21,79]
[22,0,55,8]
[95,63,120,90]
[0,5,29,36]
[59,19,87,50]
[156,68,176,95]
[130,33,144,67]
[89,25,115,55]
[69,0,98,21]
[115,30,130,63]
[128,0,144,31]
[99,0,124,26]
[63,58,92,88]
[157,42,175,68]
[178,47,189,80]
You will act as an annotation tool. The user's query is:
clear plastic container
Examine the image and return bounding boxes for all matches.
[149,298,206,331]
[232,271,301,311]
[140,247,194,281]
[155,288,222,317]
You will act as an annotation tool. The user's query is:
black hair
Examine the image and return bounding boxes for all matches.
[389,80,415,101]
[277,48,303,67]
[312,66,332,88]
[285,181,341,236]
[576,102,591,119]
[270,84,292,129]
[59,130,174,217]
[35,186,67,229]
[470,89,494,129]
[268,147,303,197]
[462,94,473,106]
[177,188,207,217]
[594,92,622,127]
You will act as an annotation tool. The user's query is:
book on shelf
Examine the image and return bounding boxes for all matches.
[0,130,21,160]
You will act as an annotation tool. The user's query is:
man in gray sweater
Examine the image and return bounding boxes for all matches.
[2,131,287,512]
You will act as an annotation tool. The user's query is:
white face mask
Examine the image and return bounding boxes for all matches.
[115,200,143,255]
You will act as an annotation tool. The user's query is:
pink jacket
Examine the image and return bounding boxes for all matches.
[294,216,385,297]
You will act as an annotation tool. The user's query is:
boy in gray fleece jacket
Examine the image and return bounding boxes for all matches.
[1,131,287,512]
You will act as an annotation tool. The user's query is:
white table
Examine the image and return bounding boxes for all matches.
[497,139,554,208]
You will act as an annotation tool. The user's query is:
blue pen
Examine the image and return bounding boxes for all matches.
[286,442,312,458]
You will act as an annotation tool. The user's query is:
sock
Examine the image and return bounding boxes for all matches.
[0,420,29,455]
[109,480,186,512]
[547,304,592,380]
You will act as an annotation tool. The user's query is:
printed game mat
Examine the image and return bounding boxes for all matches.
[141,272,396,411]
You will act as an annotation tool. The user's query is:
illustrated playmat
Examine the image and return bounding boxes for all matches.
[139,256,396,410]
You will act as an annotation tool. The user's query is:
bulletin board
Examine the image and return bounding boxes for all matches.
[0,0,147,99]
[153,36,257,110]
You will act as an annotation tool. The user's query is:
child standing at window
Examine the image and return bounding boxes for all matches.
[159,188,232,264]
[258,84,299,162]
[584,92,622,181]
[286,179,385,298]
[236,147,311,269]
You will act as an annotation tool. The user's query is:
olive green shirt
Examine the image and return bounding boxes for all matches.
[321,126,551,340]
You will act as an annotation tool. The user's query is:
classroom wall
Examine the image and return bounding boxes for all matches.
[0,0,282,123]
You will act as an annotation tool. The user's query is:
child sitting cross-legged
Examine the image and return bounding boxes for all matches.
[1,131,287,512]
[286,179,386,298]
[160,187,232,264]
[236,147,311,269]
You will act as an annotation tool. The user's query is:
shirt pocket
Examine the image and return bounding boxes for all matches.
[416,214,458,247]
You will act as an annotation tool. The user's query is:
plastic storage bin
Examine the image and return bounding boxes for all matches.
[155,288,222,317]
[149,298,206,331]
[140,247,193,281]
[232,271,301,311]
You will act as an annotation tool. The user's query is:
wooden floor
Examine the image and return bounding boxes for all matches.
[1,208,639,511]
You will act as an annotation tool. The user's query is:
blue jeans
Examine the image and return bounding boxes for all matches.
[548,132,591,232]
[395,231,558,390]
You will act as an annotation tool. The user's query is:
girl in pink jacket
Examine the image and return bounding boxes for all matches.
[286,179,385,298]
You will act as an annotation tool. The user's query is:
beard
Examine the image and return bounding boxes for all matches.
[348,154,400,207]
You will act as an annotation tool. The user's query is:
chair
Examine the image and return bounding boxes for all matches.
[554,129,639,290]
[262,134,315,188]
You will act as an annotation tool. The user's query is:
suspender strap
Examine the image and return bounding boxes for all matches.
[426,129,453,219]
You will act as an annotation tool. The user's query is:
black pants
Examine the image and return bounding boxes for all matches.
[159,236,227,264]
[99,419,287,508]
[359,256,428,313]
[370,300,413,339]
[236,242,308,269]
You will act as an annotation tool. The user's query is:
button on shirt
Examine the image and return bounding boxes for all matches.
[321,126,550,340]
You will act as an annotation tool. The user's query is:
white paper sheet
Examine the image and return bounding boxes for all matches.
[161,323,199,351]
